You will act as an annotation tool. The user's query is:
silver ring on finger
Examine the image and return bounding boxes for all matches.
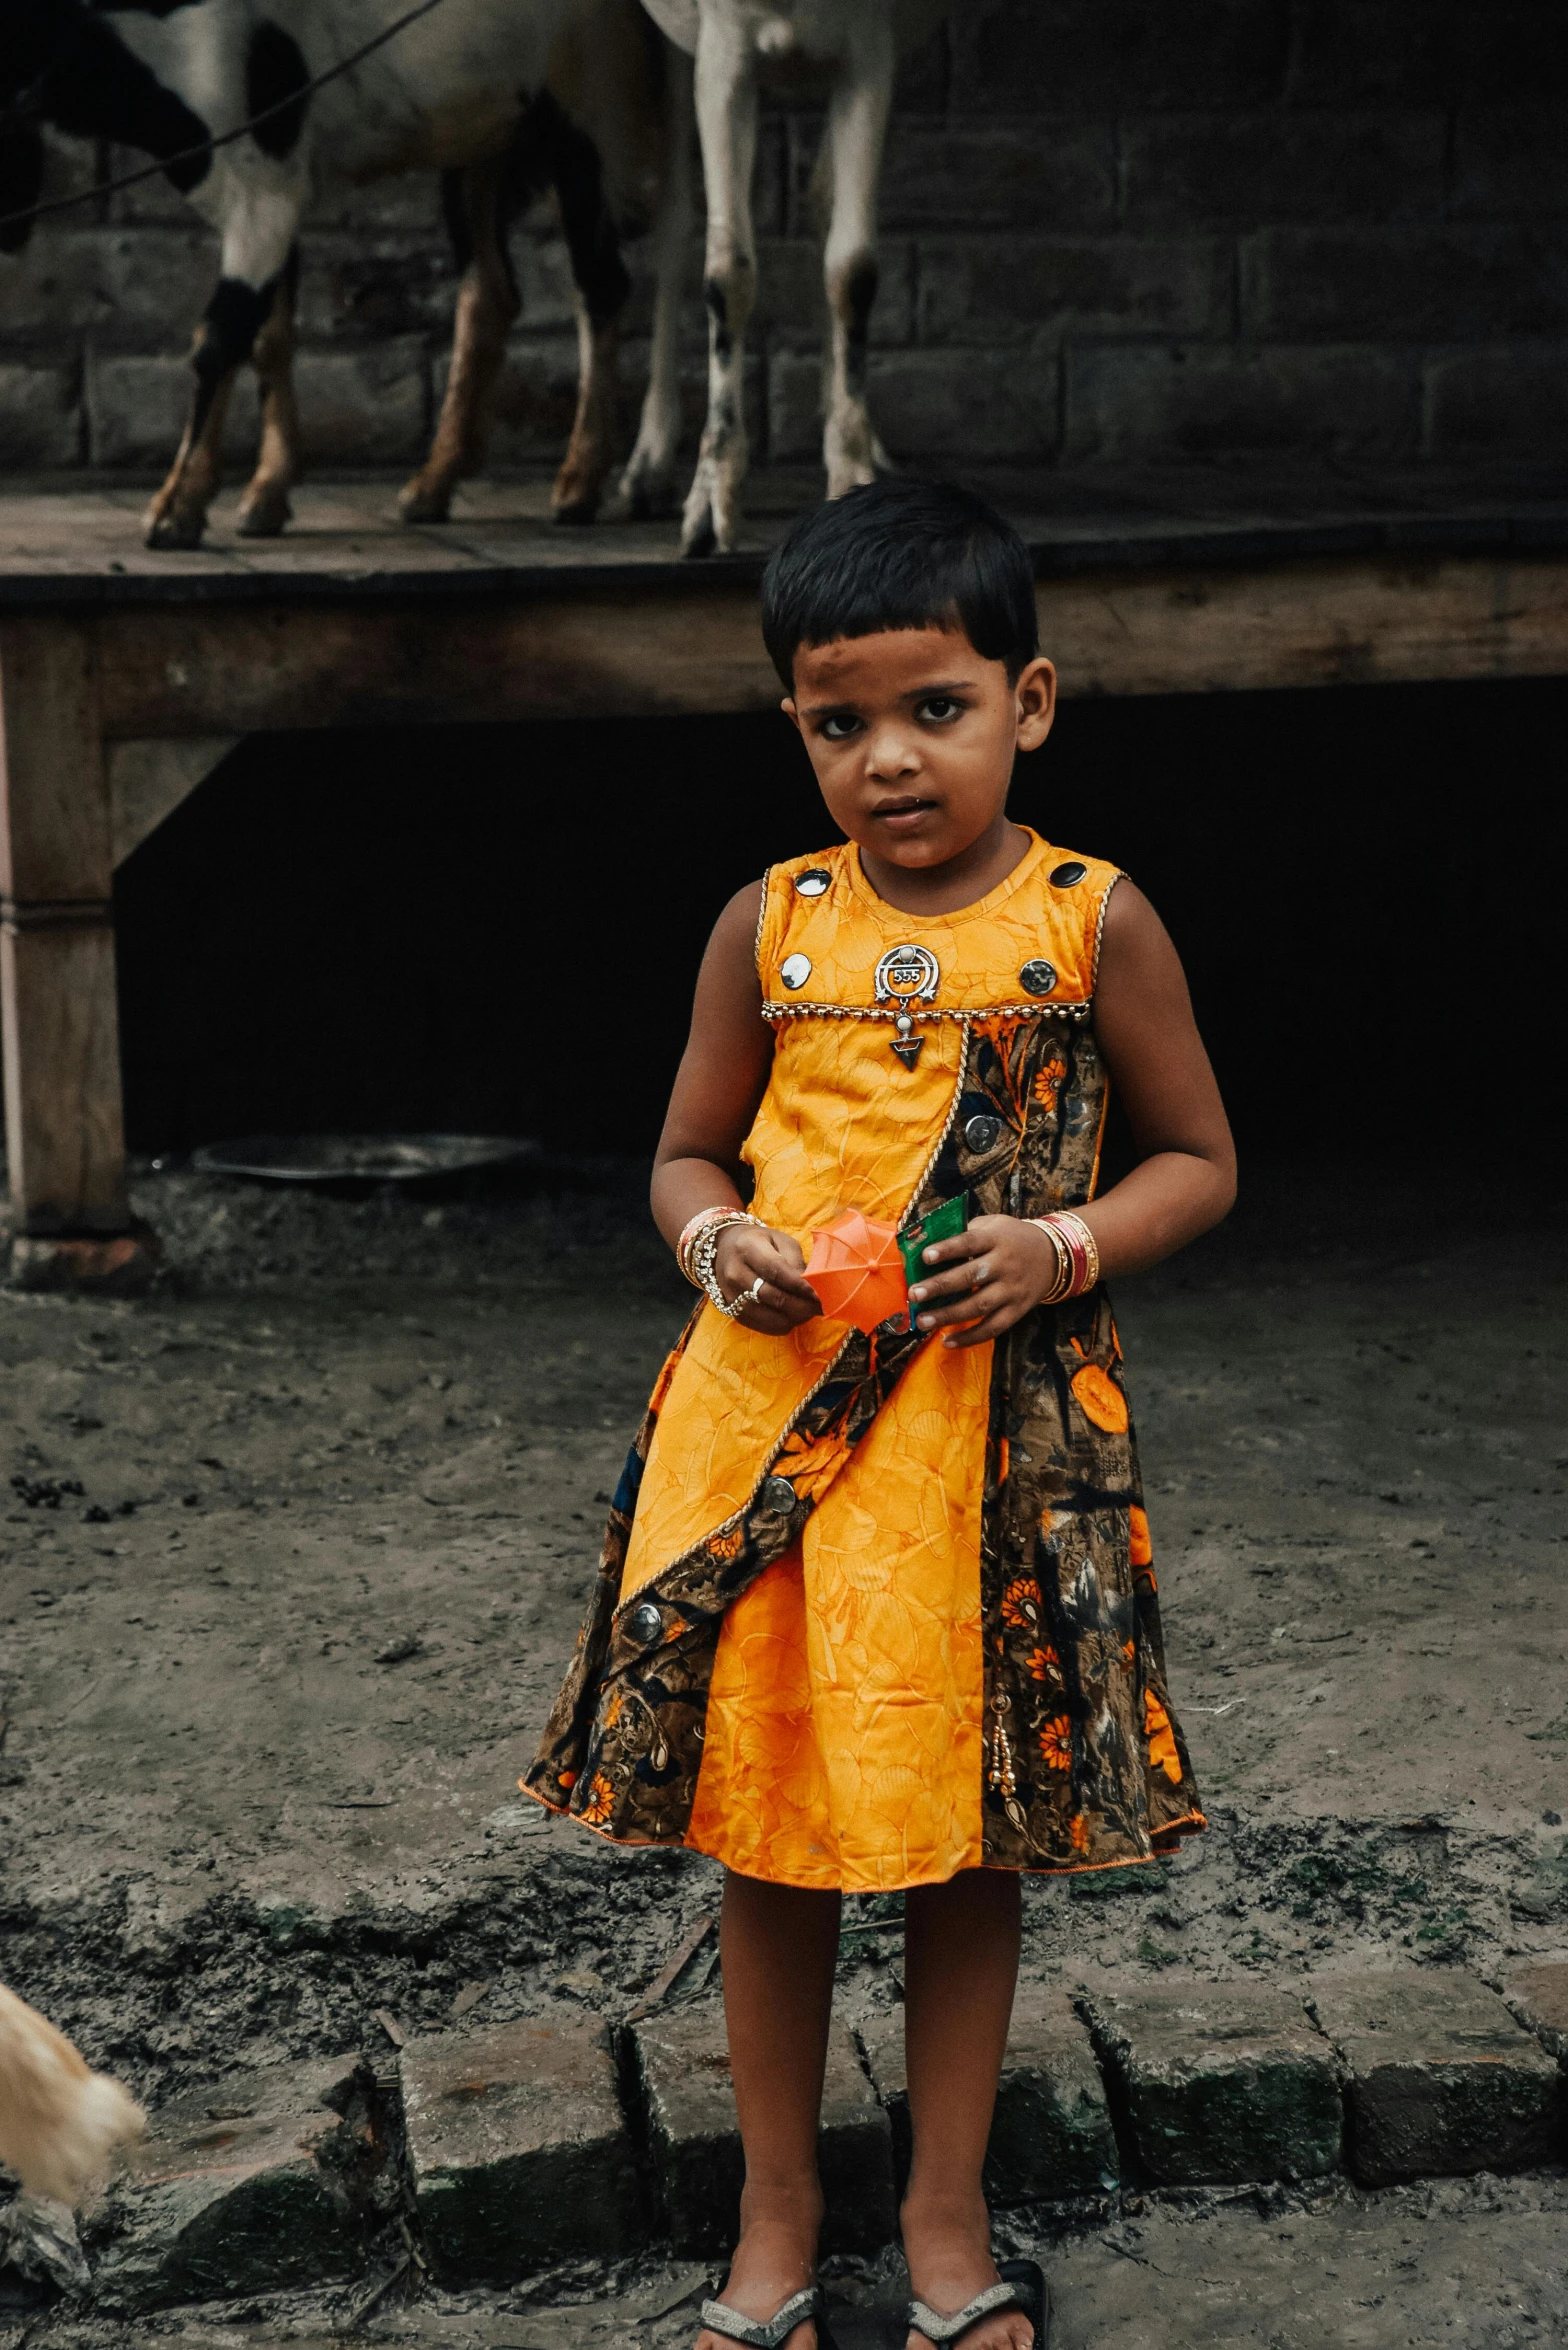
[971,1259,990,1291]
[723,1273,767,1318]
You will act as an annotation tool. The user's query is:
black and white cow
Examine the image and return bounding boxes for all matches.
[0,0,691,547]
[643,0,951,556]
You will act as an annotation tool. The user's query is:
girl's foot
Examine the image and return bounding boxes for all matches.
[902,2192,1037,2350]
[694,2208,823,2350]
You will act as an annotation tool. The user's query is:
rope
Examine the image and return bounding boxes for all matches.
[0,0,454,238]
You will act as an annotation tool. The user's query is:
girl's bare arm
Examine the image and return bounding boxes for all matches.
[1072,877,1237,1269]
[651,883,821,1333]
[911,880,1236,1344]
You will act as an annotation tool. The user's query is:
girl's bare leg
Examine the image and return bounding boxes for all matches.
[902,1871,1034,2350]
[694,1870,842,2350]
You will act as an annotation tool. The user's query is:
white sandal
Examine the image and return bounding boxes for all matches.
[699,2283,837,2350]
[907,2259,1050,2350]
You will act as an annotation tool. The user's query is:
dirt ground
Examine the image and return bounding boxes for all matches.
[2,1150,1566,2345]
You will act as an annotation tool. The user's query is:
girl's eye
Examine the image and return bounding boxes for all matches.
[819,714,860,741]
[920,696,963,722]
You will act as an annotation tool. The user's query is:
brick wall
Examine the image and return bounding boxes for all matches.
[2,0,1565,480]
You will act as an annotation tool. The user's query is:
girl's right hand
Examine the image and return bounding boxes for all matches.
[712,1223,822,1334]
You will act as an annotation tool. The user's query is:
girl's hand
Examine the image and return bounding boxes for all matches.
[712,1223,823,1334]
[907,1214,1060,1349]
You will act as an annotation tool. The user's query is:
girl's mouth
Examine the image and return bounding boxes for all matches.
[872,797,937,828]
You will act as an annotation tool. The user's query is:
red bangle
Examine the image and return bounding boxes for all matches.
[1031,1212,1100,1301]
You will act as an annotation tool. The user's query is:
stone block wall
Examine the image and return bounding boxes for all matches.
[1,0,1564,479]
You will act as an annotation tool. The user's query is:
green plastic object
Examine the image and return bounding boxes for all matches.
[899,1191,970,1329]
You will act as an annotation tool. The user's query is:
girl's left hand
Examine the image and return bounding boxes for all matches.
[907,1214,1062,1349]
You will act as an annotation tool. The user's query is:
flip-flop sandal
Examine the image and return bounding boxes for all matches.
[699,2282,840,2350]
[907,2259,1051,2350]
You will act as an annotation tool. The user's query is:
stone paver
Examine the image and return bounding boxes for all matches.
[861,1982,1119,2200]
[1505,1961,1568,2063]
[400,2014,638,2282]
[92,2055,371,2311]
[1307,1968,1564,2187]
[631,2000,894,2255]
[1083,1977,1341,2187]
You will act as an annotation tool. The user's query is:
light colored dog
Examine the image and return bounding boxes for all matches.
[0,1983,145,2206]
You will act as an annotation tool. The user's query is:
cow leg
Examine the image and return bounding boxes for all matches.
[548,103,635,525]
[553,302,620,525]
[236,245,301,538]
[820,25,894,500]
[616,44,693,520]
[680,14,758,557]
[144,267,287,551]
[400,160,519,525]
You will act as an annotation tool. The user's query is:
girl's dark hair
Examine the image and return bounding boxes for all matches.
[759,477,1039,688]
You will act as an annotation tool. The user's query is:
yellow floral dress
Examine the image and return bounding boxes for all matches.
[525,830,1204,1890]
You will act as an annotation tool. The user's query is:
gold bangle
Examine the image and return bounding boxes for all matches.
[1031,1217,1072,1305]
[691,1212,762,1316]
[676,1204,745,1288]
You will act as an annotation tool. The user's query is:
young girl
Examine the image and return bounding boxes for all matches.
[525,480,1235,2350]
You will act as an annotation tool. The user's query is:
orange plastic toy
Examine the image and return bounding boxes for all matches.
[804,1208,909,1333]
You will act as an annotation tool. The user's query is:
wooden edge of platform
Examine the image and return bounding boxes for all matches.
[1,507,1567,613]
[29,545,1561,737]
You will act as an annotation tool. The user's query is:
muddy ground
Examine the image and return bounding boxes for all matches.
[1,1150,1565,2346]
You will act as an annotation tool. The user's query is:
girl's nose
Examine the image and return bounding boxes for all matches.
[865,724,920,781]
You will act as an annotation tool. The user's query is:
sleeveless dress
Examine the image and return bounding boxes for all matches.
[524,830,1205,1891]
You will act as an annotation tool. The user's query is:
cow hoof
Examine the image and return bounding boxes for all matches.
[550,494,600,528]
[617,482,675,523]
[236,489,292,538]
[679,467,737,557]
[615,459,676,521]
[144,507,206,551]
[398,480,453,525]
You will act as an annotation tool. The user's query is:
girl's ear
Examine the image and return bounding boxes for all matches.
[1015,656,1057,752]
[782,696,802,733]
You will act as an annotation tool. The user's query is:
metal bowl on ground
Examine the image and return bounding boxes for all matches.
[191,1133,539,1186]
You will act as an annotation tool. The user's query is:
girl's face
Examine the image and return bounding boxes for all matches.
[783,624,1056,872]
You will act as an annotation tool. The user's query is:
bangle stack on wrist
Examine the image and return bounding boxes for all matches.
[1030,1211,1101,1304]
[676,1205,764,1318]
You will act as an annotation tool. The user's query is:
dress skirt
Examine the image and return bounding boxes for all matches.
[677,1327,993,1892]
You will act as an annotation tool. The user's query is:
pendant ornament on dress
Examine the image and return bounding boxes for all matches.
[874,943,939,1069]
[891,1013,923,1069]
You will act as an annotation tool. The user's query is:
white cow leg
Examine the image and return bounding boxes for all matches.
[401,159,520,525]
[680,15,757,557]
[236,247,301,538]
[821,35,893,500]
[617,45,693,520]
